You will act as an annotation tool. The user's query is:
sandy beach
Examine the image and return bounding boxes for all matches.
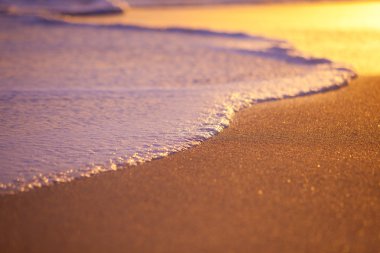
[1,2,380,252]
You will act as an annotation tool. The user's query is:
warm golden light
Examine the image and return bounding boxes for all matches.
[68,1,380,75]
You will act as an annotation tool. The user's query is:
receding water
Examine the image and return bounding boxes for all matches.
[0,2,355,193]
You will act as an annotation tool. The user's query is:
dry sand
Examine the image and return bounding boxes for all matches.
[1,2,380,253]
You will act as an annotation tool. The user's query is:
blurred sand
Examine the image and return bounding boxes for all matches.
[1,2,380,252]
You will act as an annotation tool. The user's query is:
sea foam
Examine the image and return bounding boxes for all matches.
[0,15,355,193]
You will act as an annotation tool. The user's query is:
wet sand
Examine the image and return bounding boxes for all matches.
[1,76,380,253]
[69,1,380,75]
[1,2,380,252]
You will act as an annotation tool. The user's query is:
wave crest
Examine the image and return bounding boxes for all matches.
[0,0,129,16]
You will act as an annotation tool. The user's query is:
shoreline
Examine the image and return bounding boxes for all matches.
[1,1,380,252]
[67,1,380,75]
[0,12,357,195]
[1,75,379,252]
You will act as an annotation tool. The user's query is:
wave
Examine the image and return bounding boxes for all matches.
[0,0,129,16]
[0,15,355,194]
[35,16,353,69]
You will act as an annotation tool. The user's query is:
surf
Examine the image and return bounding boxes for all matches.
[0,7,355,193]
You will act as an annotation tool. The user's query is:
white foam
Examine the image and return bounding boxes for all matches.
[0,15,355,193]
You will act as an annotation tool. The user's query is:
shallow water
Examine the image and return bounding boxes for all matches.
[0,4,355,193]
[82,1,380,75]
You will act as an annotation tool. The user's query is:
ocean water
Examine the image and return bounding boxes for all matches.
[125,0,344,7]
[0,2,355,193]
[0,0,356,12]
